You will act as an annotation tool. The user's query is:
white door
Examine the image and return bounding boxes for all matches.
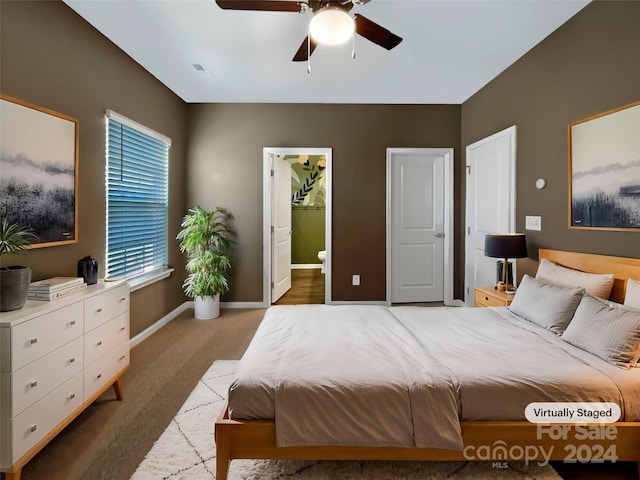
[390,150,445,303]
[464,126,516,306]
[271,157,292,302]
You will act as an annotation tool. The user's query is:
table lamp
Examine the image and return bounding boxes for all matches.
[484,233,528,290]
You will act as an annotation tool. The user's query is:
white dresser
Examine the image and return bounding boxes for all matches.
[0,281,130,480]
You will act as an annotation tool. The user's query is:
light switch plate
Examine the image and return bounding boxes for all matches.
[352,275,360,286]
[525,216,542,231]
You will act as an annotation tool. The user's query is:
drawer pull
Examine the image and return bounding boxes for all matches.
[96,308,103,313]
[70,320,76,326]
[70,393,76,400]
[97,341,103,346]
[69,357,76,363]
[30,338,38,345]
[485,296,489,301]
[119,355,126,361]
[97,373,102,379]
[30,380,38,388]
[30,424,37,433]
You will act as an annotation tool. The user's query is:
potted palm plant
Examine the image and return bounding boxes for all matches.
[0,218,38,312]
[177,206,233,319]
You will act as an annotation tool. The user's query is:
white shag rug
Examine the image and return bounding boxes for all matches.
[132,360,561,480]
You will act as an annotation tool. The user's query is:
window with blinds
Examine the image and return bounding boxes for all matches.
[105,110,170,280]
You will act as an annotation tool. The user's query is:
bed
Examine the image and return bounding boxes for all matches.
[215,249,640,479]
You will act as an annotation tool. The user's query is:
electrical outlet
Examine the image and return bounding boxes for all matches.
[352,275,360,286]
[525,215,542,231]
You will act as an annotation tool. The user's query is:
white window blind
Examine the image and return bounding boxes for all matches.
[105,110,170,280]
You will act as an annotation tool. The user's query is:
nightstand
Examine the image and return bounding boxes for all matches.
[474,286,515,307]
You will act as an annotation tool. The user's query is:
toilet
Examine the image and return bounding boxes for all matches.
[317,250,326,274]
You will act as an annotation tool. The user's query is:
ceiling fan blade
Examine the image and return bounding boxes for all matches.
[354,14,402,50]
[292,36,318,62]
[215,0,307,12]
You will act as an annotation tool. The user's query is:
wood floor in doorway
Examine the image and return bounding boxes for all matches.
[275,268,325,305]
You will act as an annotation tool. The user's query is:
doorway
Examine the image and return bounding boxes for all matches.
[386,148,455,305]
[263,147,332,307]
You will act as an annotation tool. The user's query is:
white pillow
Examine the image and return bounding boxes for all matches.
[596,294,640,367]
[508,274,584,334]
[536,258,614,299]
[624,278,640,310]
[562,295,640,369]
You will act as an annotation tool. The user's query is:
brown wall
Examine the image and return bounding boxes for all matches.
[0,1,188,336]
[461,0,640,280]
[187,104,462,302]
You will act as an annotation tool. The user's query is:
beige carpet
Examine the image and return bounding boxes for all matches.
[132,360,561,480]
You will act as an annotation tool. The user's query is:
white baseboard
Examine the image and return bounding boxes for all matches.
[220,301,268,309]
[130,301,193,348]
[330,300,466,307]
[329,301,388,306]
[291,264,322,270]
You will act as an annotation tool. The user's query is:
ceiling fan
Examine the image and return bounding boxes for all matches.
[215,0,403,62]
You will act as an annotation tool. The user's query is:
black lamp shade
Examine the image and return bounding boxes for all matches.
[484,233,528,259]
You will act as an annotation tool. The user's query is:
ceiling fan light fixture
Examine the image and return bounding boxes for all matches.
[309,7,355,46]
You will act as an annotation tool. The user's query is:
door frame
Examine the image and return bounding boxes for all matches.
[464,125,517,306]
[263,147,332,307]
[385,148,455,306]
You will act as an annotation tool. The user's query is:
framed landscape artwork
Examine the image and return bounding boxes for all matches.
[569,101,640,231]
[0,95,79,247]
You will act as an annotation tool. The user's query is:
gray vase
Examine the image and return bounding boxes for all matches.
[0,266,32,312]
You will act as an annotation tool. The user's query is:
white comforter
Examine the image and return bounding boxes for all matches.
[228,304,640,450]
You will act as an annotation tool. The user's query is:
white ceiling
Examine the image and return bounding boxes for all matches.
[63,0,590,104]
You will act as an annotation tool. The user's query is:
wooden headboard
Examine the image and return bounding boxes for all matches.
[539,249,640,304]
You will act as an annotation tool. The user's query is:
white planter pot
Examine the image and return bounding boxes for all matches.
[194,294,220,320]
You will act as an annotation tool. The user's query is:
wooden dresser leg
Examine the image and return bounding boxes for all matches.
[4,468,22,480]
[113,378,124,401]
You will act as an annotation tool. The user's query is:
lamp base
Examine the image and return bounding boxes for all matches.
[496,260,514,289]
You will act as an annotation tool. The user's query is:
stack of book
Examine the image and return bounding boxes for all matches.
[28,277,87,301]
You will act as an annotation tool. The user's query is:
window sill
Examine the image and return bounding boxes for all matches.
[123,267,175,292]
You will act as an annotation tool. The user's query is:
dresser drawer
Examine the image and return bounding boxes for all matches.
[84,341,129,401]
[11,303,84,370]
[12,372,83,463]
[84,313,129,366]
[12,337,83,417]
[84,286,129,331]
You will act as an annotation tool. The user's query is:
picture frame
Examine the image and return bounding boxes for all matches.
[568,100,640,231]
[0,94,79,247]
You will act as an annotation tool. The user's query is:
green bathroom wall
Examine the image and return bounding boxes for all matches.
[284,154,327,264]
[286,154,326,206]
[292,206,325,265]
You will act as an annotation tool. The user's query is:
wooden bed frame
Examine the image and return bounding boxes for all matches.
[215,249,640,480]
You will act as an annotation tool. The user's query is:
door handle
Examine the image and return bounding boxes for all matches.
[435,233,444,238]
